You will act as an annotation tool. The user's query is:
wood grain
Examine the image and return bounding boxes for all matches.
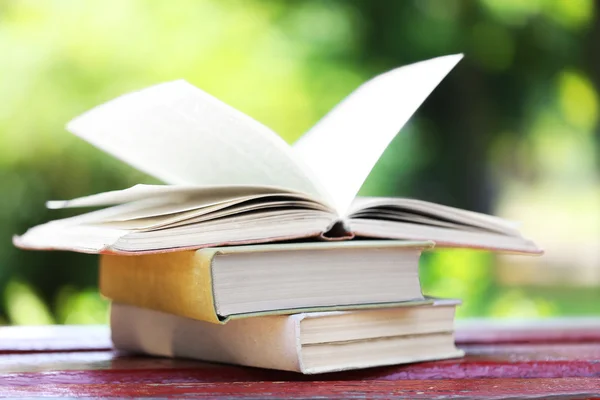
[0,322,599,398]
[0,378,598,399]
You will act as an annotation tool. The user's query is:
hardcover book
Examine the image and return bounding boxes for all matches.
[110,299,463,374]
[100,240,433,323]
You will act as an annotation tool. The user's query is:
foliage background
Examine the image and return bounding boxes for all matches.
[0,0,598,325]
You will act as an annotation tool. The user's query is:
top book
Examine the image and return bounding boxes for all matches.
[13,54,542,255]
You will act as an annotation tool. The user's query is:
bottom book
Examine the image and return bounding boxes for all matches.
[111,299,464,374]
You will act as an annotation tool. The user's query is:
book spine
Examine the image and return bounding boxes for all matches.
[110,303,303,373]
[100,250,222,324]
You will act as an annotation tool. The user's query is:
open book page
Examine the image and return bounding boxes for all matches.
[349,197,522,236]
[15,185,336,254]
[94,194,330,223]
[91,195,332,231]
[14,204,334,254]
[293,54,463,216]
[345,196,542,254]
[66,80,330,203]
[110,209,334,253]
[348,219,541,254]
[46,184,313,209]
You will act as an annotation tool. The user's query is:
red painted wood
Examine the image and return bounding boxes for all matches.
[0,342,598,384]
[1,357,599,386]
[0,322,599,398]
[0,378,598,399]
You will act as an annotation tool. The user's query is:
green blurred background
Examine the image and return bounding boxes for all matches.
[1,0,599,325]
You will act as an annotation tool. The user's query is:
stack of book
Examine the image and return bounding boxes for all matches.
[104,241,464,374]
[14,54,542,374]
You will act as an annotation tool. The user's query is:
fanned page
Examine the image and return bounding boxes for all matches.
[293,54,463,216]
[14,184,335,254]
[66,80,330,203]
[45,184,306,209]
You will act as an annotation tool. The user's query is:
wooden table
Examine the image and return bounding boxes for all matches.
[0,320,599,398]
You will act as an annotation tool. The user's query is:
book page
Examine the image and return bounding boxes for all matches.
[293,54,463,216]
[349,196,522,235]
[94,196,331,231]
[13,206,334,254]
[348,219,543,254]
[66,80,329,202]
[46,184,300,209]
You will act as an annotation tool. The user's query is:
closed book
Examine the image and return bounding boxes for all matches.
[110,299,464,374]
[100,240,433,324]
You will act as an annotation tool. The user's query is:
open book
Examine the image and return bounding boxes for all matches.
[13,54,542,255]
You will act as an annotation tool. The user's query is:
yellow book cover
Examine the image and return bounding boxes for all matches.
[100,240,435,324]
